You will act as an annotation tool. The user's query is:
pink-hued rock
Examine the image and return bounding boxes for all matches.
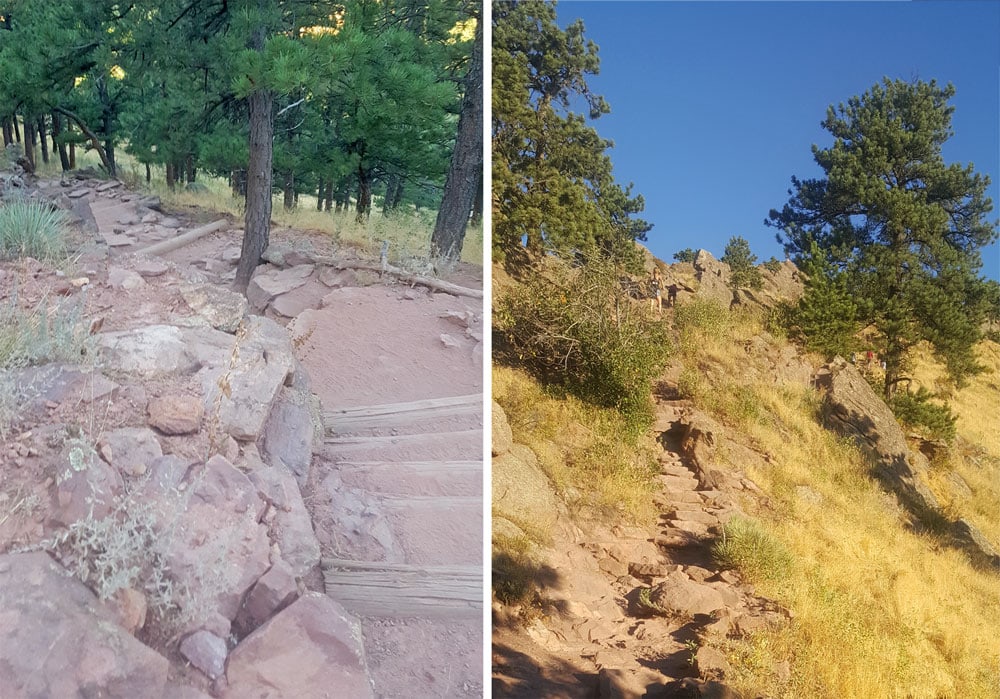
[223,593,373,698]
[49,452,124,527]
[98,426,163,477]
[180,630,228,680]
[234,559,299,635]
[148,393,205,435]
[0,552,169,697]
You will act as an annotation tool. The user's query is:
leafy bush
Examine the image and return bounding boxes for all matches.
[713,515,792,583]
[889,387,957,443]
[494,258,672,433]
[0,198,69,260]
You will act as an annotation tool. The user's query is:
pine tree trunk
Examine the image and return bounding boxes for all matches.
[316,178,325,211]
[2,117,12,147]
[145,162,151,183]
[283,171,295,210]
[324,181,333,211]
[36,116,48,164]
[186,155,196,183]
[430,19,483,261]
[356,164,372,223]
[231,168,248,198]
[12,114,20,143]
[69,140,76,169]
[234,86,275,293]
[471,170,483,225]
[166,163,176,191]
[382,173,400,215]
[52,112,70,171]
[23,118,36,170]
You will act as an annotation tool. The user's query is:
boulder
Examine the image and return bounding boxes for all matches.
[247,264,315,313]
[234,558,300,635]
[97,325,196,377]
[646,571,738,617]
[492,401,514,456]
[98,426,164,477]
[223,593,374,698]
[180,283,249,334]
[148,394,204,435]
[196,316,296,442]
[0,552,169,697]
[492,444,559,529]
[49,449,124,527]
[261,385,315,488]
[248,462,321,577]
[814,358,940,513]
[179,630,228,680]
[108,266,146,291]
[692,250,734,307]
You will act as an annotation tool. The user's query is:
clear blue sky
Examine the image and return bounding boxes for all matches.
[556,1,1000,280]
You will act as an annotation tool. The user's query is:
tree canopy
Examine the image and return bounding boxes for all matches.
[492,0,650,270]
[0,0,480,280]
[767,77,999,396]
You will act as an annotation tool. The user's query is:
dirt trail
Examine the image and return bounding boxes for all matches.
[83,184,485,697]
[493,393,788,698]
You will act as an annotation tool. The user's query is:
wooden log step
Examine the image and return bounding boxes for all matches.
[325,394,482,434]
[321,559,482,618]
[336,461,482,498]
[324,429,481,448]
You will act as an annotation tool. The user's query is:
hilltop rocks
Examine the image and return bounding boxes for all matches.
[692,250,733,306]
[0,552,169,697]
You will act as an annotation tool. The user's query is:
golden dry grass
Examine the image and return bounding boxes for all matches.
[493,365,660,526]
[676,307,1000,698]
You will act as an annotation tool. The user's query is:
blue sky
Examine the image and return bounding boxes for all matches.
[555,1,1000,280]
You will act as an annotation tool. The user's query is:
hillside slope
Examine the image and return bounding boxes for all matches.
[492,257,1000,698]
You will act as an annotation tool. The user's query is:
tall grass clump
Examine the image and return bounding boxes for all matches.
[494,257,672,436]
[0,199,69,260]
[713,515,793,583]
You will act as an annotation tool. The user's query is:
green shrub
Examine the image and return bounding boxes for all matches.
[0,199,69,260]
[763,256,783,274]
[674,297,729,355]
[889,387,957,443]
[713,515,793,583]
[673,248,697,263]
[721,236,763,290]
[494,258,672,434]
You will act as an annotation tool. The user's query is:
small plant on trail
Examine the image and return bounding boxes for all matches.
[713,515,792,583]
[0,288,93,369]
[0,198,69,260]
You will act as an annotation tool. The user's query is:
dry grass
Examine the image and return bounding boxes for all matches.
[493,365,659,525]
[676,307,1000,698]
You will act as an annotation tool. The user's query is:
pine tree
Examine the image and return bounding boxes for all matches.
[721,236,763,290]
[492,0,649,268]
[768,78,998,396]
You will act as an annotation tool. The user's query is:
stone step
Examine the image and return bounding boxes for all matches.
[336,461,482,498]
[659,464,696,479]
[321,559,481,618]
[663,509,720,526]
[376,495,483,566]
[657,474,700,491]
[324,394,483,434]
[663,519,714,537]
[323,428,481,462]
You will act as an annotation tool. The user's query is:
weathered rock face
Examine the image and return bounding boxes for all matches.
[148,394,205,435]
[646,571,739,617]
[98,426,163,476]
[180,283,249,334]
[0,552,169,698]
[692,250,734,307]
[223,593,374,698]
[493,444,560,531]
[813,358,940,513]
[261,383,316,488]
[247,264,315,313]
[492,401,514,457]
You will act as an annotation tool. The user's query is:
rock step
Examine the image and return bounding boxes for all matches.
[323,428,481,462]
[324,394,482,434]
[336,461,481,498]
[653,490,703,507]
[659,463,695,478]
[663,509,720,526]
[321,559,480,618]
[657,473,699,490]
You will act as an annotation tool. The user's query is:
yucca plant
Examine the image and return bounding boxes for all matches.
[0,198,69,260]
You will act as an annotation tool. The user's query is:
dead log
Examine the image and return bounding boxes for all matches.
[135,219,229,256]
[312,255,482,299]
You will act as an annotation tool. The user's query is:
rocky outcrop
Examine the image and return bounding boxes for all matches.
[692,250,733,307]
[814,358,999,569]
[813,358,940,513]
